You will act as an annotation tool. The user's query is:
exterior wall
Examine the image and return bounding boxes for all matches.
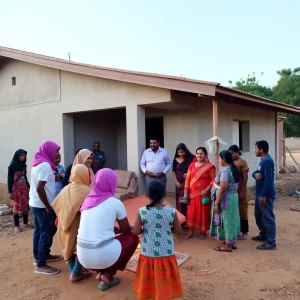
[285,137,300,151]
[145,100,276,193]
[60,71,170,113]
[0,60,63,202]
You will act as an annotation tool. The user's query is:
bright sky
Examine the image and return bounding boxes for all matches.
[1,0,299,87]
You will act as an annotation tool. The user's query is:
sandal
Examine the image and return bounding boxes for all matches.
[257,243,277,251]
[14,227,22,233]
[252,235,266,242]
[221,242,237,250]
[35,266,60,275]
[214,246,232,252]
[47,255,63,262]
[98,277,120,291]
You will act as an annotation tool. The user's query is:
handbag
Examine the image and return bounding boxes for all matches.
[179,196,190,205]
[212,211,222,228]
[202,196,211,205]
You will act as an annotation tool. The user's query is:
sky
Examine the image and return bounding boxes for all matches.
[1,0,299,87]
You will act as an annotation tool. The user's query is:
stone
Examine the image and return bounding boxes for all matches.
[0,204,12,216]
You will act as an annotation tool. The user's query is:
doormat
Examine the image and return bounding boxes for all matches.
[125,251,190,273]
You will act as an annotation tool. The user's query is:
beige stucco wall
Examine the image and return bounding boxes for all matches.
[0,60,63,184]
[60,71,170,113]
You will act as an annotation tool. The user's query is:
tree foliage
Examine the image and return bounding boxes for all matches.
[229,69,300,137]
[228,73,273,99]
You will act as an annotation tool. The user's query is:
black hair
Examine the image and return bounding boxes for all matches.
[255,140,269,153]
[219,150,241,183]
[74,148,83,156]
[174,143,193,159]
[146,181,166,209]
[149,136,160,143]
[93,142,100,146]
[196,147,208,155]
[228,144,242,156]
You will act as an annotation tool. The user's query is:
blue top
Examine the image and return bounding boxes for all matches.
[252,155,276,198]
[92,150,106,174]
[53,164,65,196]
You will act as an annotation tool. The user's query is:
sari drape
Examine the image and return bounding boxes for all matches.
[184,162,216,235]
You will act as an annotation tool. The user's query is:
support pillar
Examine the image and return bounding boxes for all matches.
[212,98,219,173]
[126,104,146,195]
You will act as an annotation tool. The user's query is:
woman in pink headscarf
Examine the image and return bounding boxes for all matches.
[77,168,139,291]
[29,141,63,275]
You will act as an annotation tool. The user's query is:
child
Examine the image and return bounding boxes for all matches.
[53,154,65,196]
[133,181,183,300]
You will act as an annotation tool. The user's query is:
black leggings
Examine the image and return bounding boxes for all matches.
[13,213,28,227]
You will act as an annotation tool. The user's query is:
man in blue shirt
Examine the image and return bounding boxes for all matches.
[252,140,276,250]
[53,154,65,196]
[92,142,106,174]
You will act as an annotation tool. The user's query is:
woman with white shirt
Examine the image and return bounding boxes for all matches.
[77,168,139,291]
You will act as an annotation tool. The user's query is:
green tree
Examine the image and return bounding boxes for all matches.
[272,67,300,137]
[228,73,273,98]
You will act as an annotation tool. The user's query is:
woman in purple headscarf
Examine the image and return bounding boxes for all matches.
[29,141,62,275]
[77,168,139,291]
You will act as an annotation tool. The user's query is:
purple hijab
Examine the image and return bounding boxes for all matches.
[80,168,118,212]
[32,141,60,170]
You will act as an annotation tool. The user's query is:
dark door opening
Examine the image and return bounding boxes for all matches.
[145,117,164,148]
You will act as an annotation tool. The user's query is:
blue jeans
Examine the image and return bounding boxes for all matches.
[31,207,49,267]
[31,207,57,267]
[255,197,276,247]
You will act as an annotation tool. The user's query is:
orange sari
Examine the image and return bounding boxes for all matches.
[184,162,216,235]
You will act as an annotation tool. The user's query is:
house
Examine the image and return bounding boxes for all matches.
[1,46,300,198]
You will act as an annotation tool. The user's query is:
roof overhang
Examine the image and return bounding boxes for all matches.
[0,46,217,96]
[216,86,300,116]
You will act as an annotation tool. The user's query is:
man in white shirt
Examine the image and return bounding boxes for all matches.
[29,141,62,275]
[140,137,172,190]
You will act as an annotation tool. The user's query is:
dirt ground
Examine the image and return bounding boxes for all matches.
[1,196,300,300]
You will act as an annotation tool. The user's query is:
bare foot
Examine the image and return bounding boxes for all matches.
[100,272,113,284]
[184,229,194,240]
[70,272,92,282]
[14,226,22,233]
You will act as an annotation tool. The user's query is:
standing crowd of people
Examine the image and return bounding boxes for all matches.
[7,136,277,299]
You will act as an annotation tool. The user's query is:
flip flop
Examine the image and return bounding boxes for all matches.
[214,246,232,252]
[221,242,237,250]
[35,266,60,275]
[98,277,120,291]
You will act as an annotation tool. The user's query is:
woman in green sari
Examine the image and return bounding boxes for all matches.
[210,150,241,252]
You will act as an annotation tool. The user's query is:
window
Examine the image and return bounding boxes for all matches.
[12,77,16,86]
[232,120,250,152]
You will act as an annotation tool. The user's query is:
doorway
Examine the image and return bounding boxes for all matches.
[145,117,164,148]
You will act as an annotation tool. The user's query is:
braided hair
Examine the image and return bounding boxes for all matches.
[146,181,166,209]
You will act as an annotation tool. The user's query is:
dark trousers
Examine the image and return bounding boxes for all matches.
[255,197,276,246]
[31,207,57,267]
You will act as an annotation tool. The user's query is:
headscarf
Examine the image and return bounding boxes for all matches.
[32,141,60,170]
[80,168,118,212]
[52,164,91,232]
[8,149,27,172]
[72,149,94,187]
